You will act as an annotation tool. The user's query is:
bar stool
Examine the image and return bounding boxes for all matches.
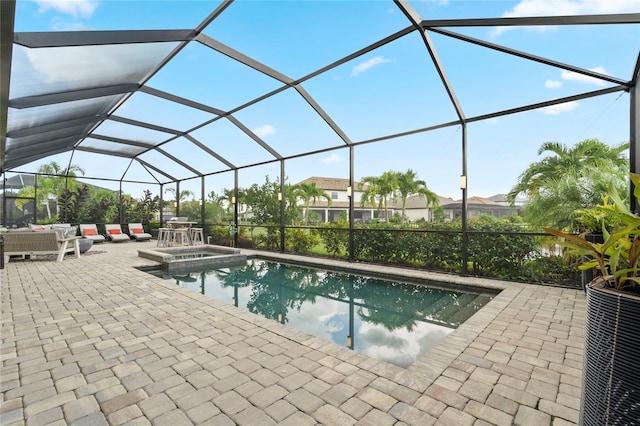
[172,228,190,246]
[189,228,204,245]
[157,228,172,247]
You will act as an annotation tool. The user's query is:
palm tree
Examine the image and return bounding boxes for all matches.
[16,161,85,219]
[164,187,195,204]
[507,138,629,230]
[294,182,331,224]
[395,169,439,224]
[218,188,237,214]
[359,171,397,220]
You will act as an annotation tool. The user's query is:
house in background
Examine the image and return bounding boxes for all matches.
[394,194,522,222]
[296,177,387,223]
[400,194,456,222]
[298,177,524,223]
[441,196,521,220]
[489,193,528,210]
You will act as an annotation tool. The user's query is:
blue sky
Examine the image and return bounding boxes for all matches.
[10,0,640,199]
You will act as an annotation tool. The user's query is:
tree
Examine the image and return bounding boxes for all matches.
[77,188,118,224]
[507,138,629,230]
[164,187,195,219]
[58,184,91,223]
[164,187,195,204]
[395,169,438,224]
[293,182,331,225]
[138,190,161,223]
[359,171,397,220]
[243,176,298,226]
[16,161,85,220]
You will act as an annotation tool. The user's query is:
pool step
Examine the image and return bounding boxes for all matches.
[421,292,461,324]
[442,294,492,326]
[427,293,478,325]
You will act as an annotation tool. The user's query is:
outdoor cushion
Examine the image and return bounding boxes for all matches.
[108,229,122,235]
[63,226,78,239]
[29,224,51,231]
[83,228,97,236]
[131,228,143,234]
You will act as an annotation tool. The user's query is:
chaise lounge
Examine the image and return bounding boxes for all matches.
[79,224,106,243]
[127,223,153,242]
[105,224,131,243]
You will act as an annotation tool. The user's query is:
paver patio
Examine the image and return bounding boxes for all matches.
[1,240,584,425]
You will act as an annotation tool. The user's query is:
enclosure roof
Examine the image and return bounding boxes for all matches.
[2,1,639,185]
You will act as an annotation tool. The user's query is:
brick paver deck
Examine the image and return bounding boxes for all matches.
[1,241,584,425]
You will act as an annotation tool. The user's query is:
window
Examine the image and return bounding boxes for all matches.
[331,192,338,200]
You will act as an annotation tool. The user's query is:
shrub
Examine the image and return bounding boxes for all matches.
[285,228,319,255]
[208,225,232,245]
[254,225,280,250]
[318,217,349,258]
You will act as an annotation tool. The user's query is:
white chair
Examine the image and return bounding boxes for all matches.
[171,228,190,246]
[79,224,106,243]
[127,223,152,242]
[104,224,131,243]
[189,227,204,245]
[157,228,173,247]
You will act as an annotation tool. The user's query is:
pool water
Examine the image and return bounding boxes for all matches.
[148,259,496,368]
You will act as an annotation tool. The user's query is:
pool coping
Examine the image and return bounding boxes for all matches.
[2,241,584,424]
[239,249,525,392]
[138,245,246,272]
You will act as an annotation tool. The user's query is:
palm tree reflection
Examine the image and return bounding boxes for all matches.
[171,260,494,351]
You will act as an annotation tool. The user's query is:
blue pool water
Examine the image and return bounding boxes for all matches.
[148,259,496,367]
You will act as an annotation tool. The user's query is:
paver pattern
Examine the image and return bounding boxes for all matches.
[1,241,584,425]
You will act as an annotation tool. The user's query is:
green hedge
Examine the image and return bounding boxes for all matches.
[236,217,580,287]
[349,216,578,286]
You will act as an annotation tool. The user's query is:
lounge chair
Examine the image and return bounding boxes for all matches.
[104,224,131,243]
[79,224,106,243]
[127,223,152,241]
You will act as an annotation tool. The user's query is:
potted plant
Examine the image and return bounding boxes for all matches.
[573,196,622,289]
[544,173,640,426]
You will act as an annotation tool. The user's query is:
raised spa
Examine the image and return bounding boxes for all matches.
[138,245,246,272]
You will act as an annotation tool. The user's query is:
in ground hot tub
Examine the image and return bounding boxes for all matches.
[138,245,246,272]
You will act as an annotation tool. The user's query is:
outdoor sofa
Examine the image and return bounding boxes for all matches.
[2,228,81,264]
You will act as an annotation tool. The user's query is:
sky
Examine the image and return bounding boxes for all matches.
[9,0,640,199]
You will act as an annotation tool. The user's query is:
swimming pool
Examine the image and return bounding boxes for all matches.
[147,258,496,368]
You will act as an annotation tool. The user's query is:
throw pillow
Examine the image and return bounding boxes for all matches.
[64,226,78,239]
[108,229,121,235]
[83,228,97,236]
[132,228,143,234]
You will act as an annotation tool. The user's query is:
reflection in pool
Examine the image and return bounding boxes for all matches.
[148,259,496,368]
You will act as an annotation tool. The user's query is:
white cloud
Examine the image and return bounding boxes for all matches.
[542,100,579,115]
[545,79,562,89]
[252,124,276,138]
[33,0,99,18]
[561,66,609,86]
[351,56,391,77]
[322,153,343,164]
[493,0,640,35]
[51,17,92,31]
